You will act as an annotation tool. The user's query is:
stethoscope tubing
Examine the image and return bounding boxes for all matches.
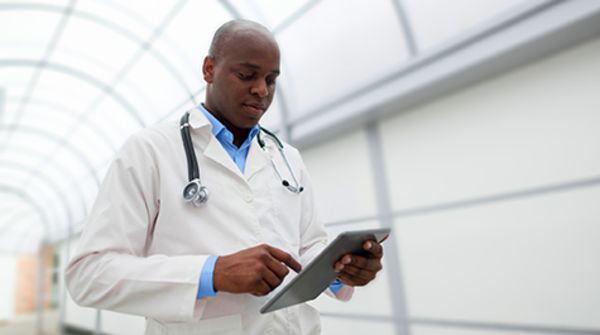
[180,110,303,207]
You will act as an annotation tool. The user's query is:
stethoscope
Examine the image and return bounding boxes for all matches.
[180,110,304,207]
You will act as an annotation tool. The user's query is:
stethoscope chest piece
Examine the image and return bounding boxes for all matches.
[183,179,209,206]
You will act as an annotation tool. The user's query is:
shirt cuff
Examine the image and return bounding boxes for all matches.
[329,279,344,294]
[197,255,219,299]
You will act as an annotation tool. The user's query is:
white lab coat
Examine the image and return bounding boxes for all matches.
[65,108,353,335]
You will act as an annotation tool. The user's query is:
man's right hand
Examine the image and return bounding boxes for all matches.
[213,244,302,296]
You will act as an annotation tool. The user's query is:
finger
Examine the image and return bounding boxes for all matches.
[253,280,272,296]
[363,240,383,258]
[341,254,382,271]
[337,272,368,287]
[261,267,283,290]
[334,261,344,273]
[267,245,302,272]
[265,256,290,279]
[340,264,377,282]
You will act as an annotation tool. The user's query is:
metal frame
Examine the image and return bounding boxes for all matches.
[0,185,50,250]
[291,0,561,128]
[5,0,77,151]
[0,159,89,238]
[390,0,418,57]
[83,0,190,116]
[1,1,598,335]
[294,2,600,334]
[319,132,600,335]
[0,164,67,239]
[0,59,144,125]
[0,124,100,186]
[7,96,117,152]
[289,0,600,148]
[365,122,410,335]
[0,2,198,109]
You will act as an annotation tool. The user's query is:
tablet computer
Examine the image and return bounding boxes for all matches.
[260,227,391,314]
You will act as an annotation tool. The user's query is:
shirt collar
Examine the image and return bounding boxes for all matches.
[197,103,260,149]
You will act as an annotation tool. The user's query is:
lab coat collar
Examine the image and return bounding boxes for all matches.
[188,107,213,131]
[184,108,239,178]
[186,107,271,182]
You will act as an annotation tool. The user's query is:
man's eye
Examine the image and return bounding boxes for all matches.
[266,76,278,85]
[238,72,253,80]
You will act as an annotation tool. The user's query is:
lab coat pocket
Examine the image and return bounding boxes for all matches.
[146,314,242,335]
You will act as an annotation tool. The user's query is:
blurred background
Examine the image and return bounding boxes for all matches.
[0,0,599,334]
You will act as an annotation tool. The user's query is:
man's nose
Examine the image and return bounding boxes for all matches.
[250,81,269,97]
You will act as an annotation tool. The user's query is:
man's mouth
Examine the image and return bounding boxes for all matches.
[243,103,265,113]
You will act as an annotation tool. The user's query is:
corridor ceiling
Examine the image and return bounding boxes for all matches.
[0,0,529,252]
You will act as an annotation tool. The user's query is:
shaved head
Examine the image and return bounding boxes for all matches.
[202,19,280,146]
[209,20,277,60]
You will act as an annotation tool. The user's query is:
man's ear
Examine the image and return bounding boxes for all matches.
[202,56,215,83]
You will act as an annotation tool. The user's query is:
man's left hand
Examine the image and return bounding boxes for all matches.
[334,238,385,286]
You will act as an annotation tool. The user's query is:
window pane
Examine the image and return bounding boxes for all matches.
[403,0,530,52]
[277,0,410,118]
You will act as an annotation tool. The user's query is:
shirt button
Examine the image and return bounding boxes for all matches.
[244,193,253,203]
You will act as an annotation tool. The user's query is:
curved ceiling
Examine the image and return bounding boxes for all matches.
[0,0,531,253]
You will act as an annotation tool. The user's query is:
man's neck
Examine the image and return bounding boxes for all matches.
[202,103,248,148]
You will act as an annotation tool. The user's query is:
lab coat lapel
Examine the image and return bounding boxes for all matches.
[244,137,271,180]
[188,108,244,180]
[202,136,244,179]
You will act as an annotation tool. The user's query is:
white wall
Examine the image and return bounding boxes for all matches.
[0,254,17,321]
[301,129,378,223]
[301,36,600,334]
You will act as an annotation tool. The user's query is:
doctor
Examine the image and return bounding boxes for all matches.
[66,20,384,334]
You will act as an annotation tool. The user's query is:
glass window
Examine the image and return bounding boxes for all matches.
[277,0,410,118]
[403,0,528,52]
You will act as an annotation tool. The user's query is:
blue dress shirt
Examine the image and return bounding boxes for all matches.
[195,104,343,299]
[198,104,259,173]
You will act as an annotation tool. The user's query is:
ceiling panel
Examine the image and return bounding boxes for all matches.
[49,43,121,84]
[277,0,410,119]
[0,0,568,252]
[403,0,530,52]
[75,0,164,40]
[69,125,114,165]
[0,172,63,233]
[151,0,233,113]
[115,52,195,122]
[49,145,97,186]
[32,69,105,116]
[52,14,139,81]
[0,41,51,61]
[7,100,74,138]
[84,100,139,150]
[0,228,43,253]
[250,0,312,29]
[0,68,36,122]
[0,8,64,58]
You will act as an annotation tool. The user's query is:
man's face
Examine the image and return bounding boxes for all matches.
[203,30,280,132]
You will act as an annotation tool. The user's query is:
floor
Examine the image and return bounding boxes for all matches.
[0,309,60,335]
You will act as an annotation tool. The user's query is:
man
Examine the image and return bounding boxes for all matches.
[66,20,384,334]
